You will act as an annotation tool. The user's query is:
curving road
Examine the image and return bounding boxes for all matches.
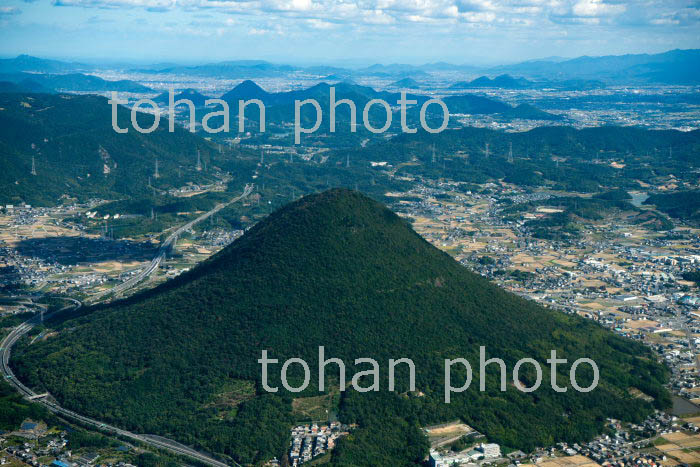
[98,184,254,300]
[0,299,236,466]
[0,185,256,467]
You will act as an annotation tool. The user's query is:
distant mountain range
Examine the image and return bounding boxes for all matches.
[449,74,607,91]
[147,48,700,84]
[0,54,93,74]
[489,49,700,85]
[1,48,698,86]
[212,80,562,123]
[450,74,533,89]
[148,60,299,78]
[0,72,151,93]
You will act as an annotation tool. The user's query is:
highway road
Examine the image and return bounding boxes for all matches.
[0,299,236,466]
[0,184,256,466]
[97,184,254,299]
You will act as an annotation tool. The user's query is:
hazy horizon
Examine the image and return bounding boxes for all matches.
[1,0,699,64]
[1,47,698,69]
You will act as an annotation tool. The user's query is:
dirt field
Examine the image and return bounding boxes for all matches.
[654,432,700,463]
[524,454,600,467]
[424,421,473,436]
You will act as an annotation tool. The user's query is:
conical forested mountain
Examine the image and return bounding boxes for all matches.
[220,79,270,102]
[14,189,669,466]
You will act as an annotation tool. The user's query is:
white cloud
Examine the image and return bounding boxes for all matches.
[44,0,700,30]
[306,18,334,27]
[572,0,625,16]
[0,5,21,14]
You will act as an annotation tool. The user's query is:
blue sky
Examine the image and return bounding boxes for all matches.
[0,0,698,64]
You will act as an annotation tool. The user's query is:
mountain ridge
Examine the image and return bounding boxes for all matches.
[0,93,223,206]
[4,49,699,84]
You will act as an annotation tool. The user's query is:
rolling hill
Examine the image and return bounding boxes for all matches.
[0,72,151,93]
[0,93,225,206]
[390,77,421,88]
[13,189,669,465]
[450,74,532,89]
[154,88,211,107]
[0,54,91,74]
[0,79,52,94]
[502,103,563,120]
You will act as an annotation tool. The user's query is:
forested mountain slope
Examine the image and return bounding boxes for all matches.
[14,190,669,465]
[0,93,227,205]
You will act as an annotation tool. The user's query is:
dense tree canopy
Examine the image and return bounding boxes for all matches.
[14,190,670,465]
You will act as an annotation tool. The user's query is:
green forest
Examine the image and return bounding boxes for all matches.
[13,190,670,466]
[0,93,239,206]
[0,379,49,431]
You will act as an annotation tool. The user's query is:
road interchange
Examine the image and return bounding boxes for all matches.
[1,185,254,466]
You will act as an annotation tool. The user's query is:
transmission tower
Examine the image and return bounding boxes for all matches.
[508,142,513,163]
[484,142,490,159]
[260,148,264,165]
[196,149,202,171]
[432,144,436,164]
[154,157,160,179]
[31,156,37,176]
